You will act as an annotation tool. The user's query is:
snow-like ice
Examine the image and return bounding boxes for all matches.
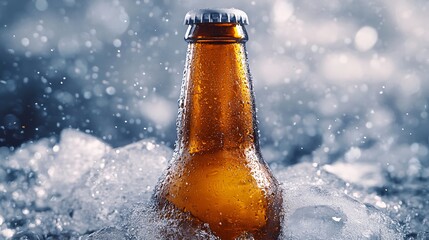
[0,129,404,239]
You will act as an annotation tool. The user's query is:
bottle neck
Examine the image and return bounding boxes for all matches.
[177,24,258,154]
[185,23,248,43]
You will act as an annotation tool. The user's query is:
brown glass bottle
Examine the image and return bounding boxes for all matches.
[153,9,282,240]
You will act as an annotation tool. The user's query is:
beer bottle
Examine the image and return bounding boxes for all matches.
[153,8,283,239]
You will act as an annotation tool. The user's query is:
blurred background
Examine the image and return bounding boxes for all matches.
[1,0,429,170]
[1,0,429,238]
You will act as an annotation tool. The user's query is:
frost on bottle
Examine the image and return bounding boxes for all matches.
[153,9,283,239]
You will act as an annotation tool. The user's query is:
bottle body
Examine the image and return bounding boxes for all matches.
[154,22,282,240]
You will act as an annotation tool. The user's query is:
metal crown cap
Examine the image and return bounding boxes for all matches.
[184,8,249,25]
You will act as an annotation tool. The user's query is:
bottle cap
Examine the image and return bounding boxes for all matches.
[184,8,249,25]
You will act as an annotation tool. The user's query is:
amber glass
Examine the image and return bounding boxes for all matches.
[154,23,282,239]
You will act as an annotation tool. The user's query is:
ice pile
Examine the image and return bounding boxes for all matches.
[0,129,407,239]
[275,164,400,239]
[0,129,171,239]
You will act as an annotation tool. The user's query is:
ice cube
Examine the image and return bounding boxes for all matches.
[87,139,171,205]
[4,138,54,172]
[286,205,347,240]
[125,202,217,240]
[3,129,111,196]
[323,162,384,188]
[0,130,112,235]
[275,163,402,239]
[61,138,171,233]
[82,227,129,240]
[49,129,112,188]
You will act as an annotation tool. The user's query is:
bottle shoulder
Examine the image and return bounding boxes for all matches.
[166,147,279,190]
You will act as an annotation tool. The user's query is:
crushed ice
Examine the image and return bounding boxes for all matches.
[0,129,410,239]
